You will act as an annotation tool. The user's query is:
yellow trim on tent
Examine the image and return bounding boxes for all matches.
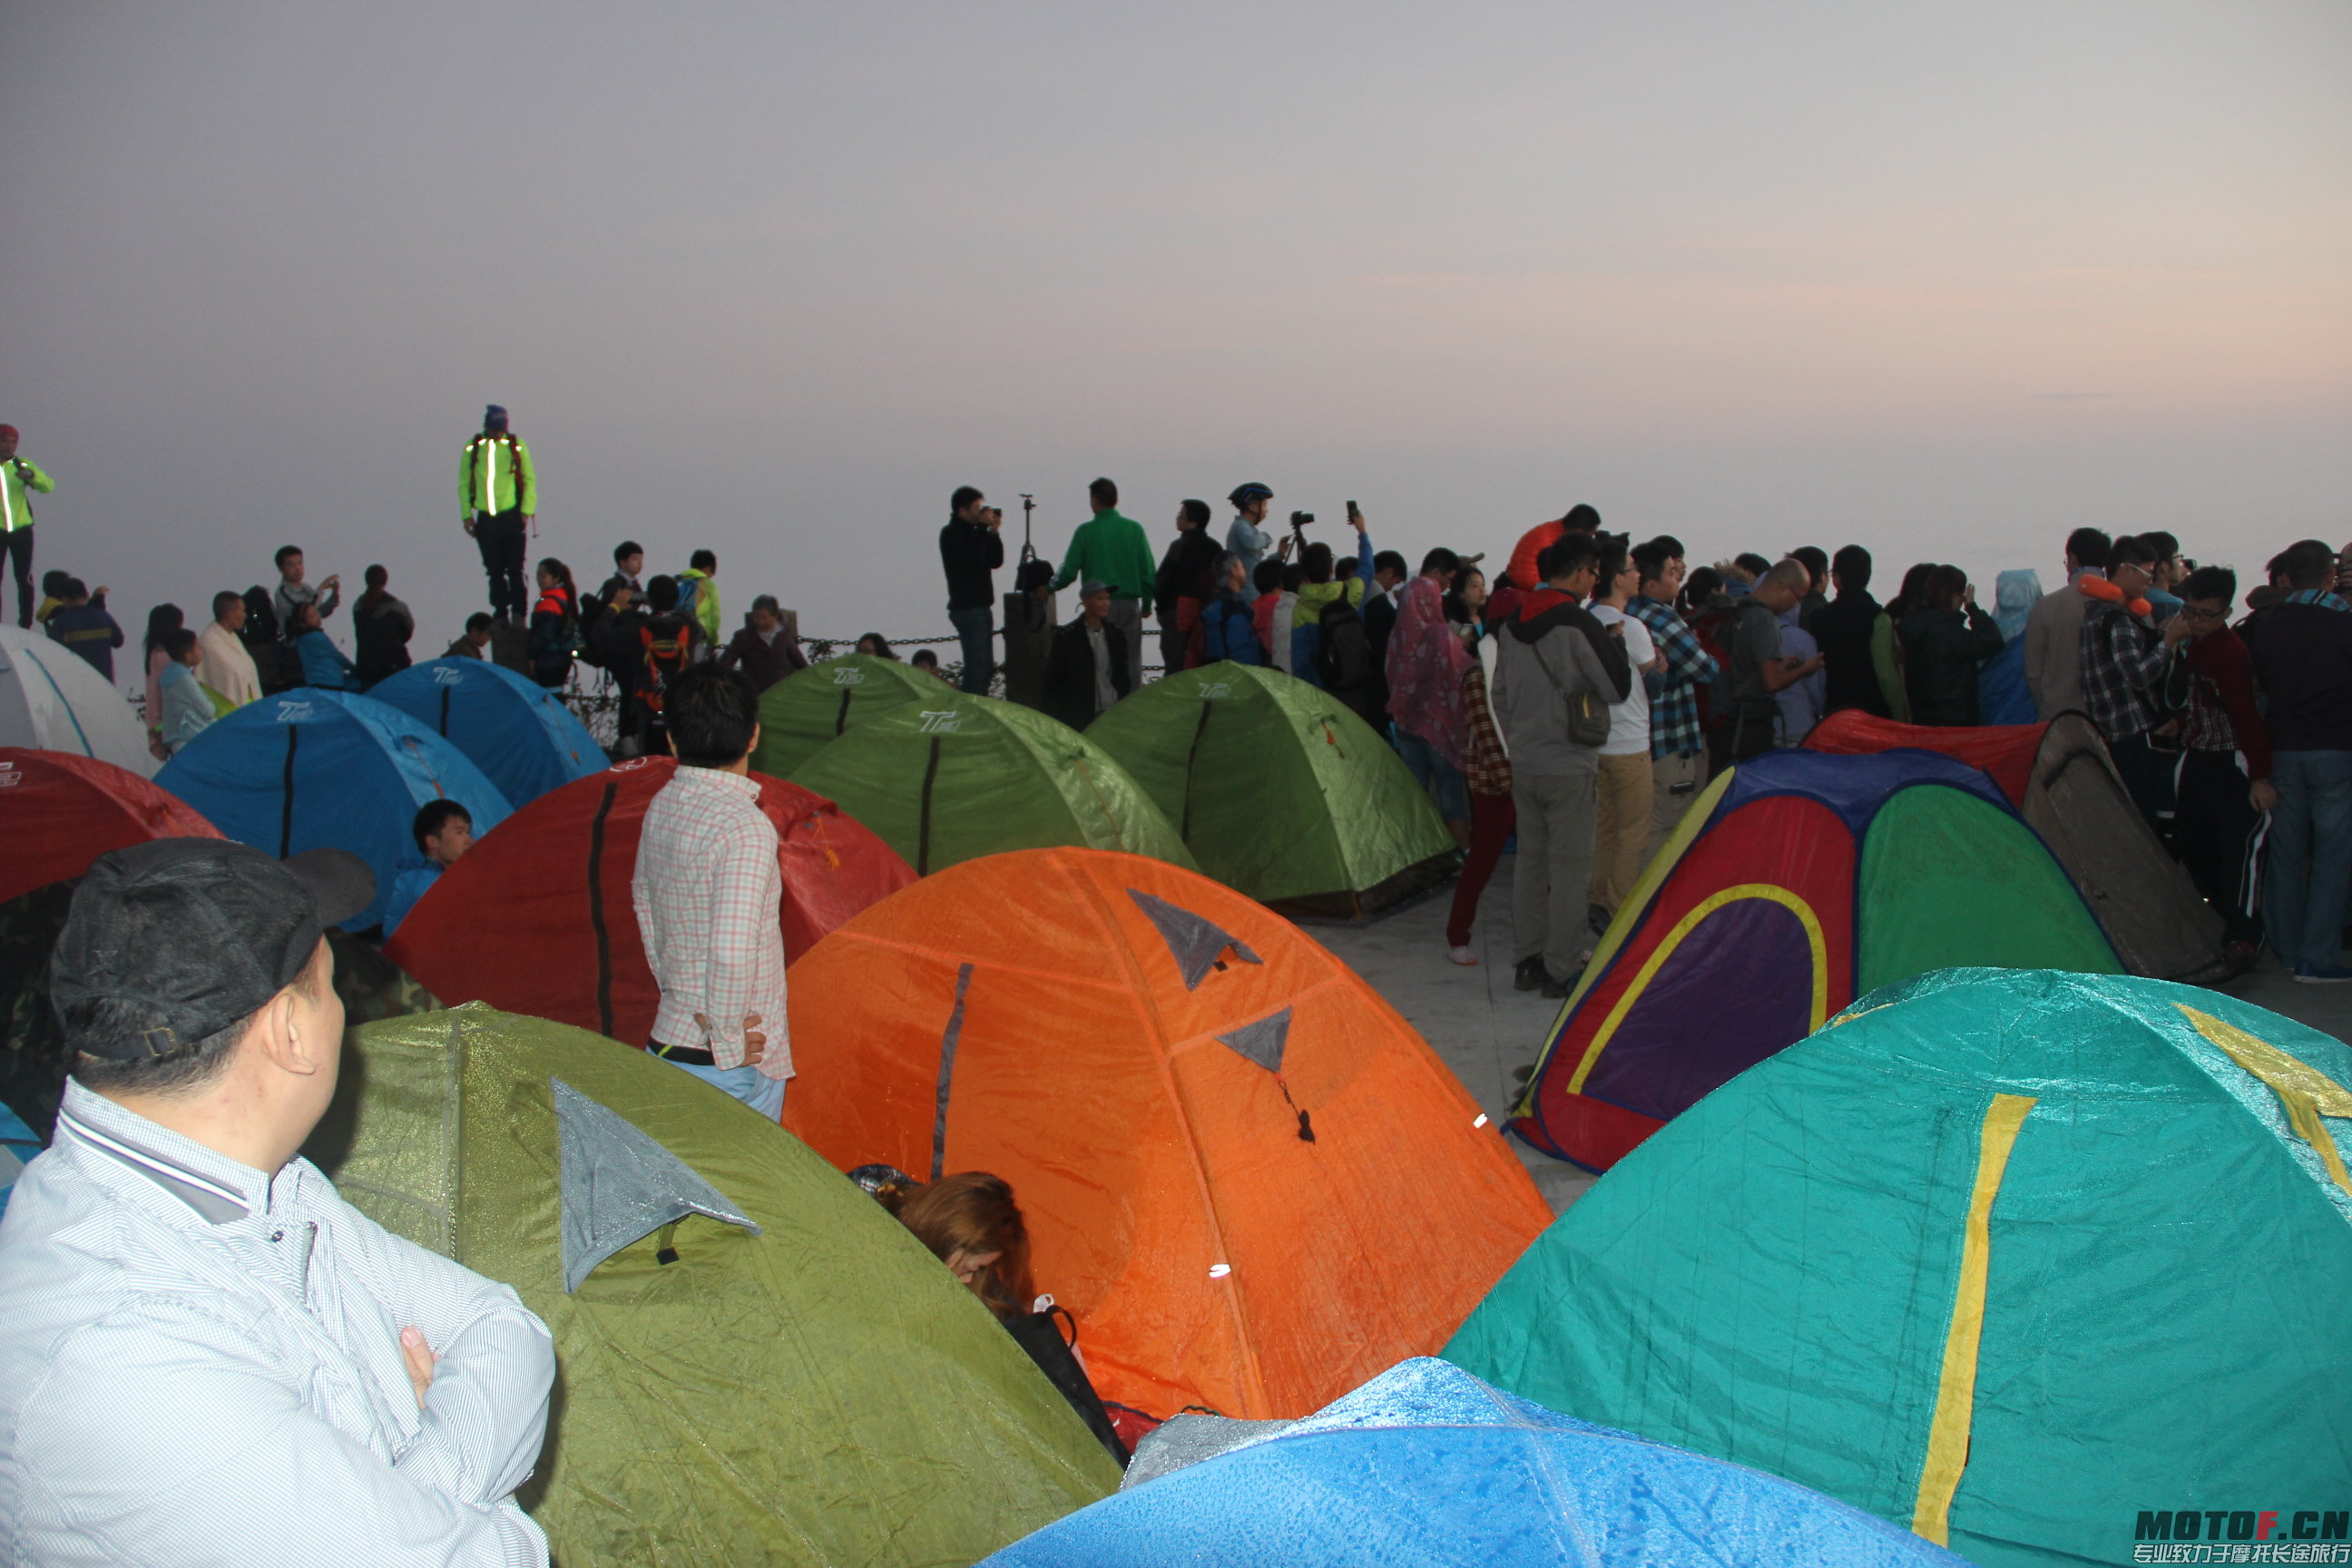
[2179,1005,2352,1198]
[1563,884,1830,1096]
[1912,1092,2037,1546]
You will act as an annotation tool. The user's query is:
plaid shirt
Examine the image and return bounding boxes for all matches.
[2079,599,2169,742]
[632,767,792,1078]
[1628,594,1719,759]
[1461,662,1512,796]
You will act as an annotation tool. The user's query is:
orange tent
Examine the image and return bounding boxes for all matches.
[783,848,1552,1421]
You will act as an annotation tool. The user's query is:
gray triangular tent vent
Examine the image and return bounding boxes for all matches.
[1216,1008,1291,1073]
[554,1077,760,1293]
[1128,888,1261,990]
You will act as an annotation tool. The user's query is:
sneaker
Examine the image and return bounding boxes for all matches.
[2292,963,2352,985]
[1513,957,1546,992]
[1447,945,1480,967]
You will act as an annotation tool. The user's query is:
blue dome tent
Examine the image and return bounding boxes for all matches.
[368,658,603,808]
[157,691,512,931]
[982,1359,1964,1568]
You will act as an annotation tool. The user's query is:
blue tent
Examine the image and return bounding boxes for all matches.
[367,658,603,808]
[982,1358,1964,1568]
[157,691,512,931]
[1977,637,2036,725]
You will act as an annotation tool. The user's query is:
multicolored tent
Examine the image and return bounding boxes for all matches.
[157,690,512,931]
[752,653,950,778]
[789,694,1196,874]
[1451,968,2352,1568]
[784,848,1552,1420]
[1083,662,1456,916]
[984,1358,1965,1568]
[367,657,604,808]
[313,1005,1119,1567]
[1805,709,2229,983]
[1510,749,2118,1171]
[0,627,154,779]
[0,749,219,906]
[387,758,912,1042]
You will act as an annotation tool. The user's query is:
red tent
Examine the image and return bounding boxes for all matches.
[0,749,220,904]
[1803,710,2043,805]
[387,758,915,1042]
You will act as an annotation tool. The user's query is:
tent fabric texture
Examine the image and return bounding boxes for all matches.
[1083,662,1457,916]
[783,848,1553,1422]
[0,748,220,906]
[367,657,605,808]
[1510,748,2119,1171]
[789,693,1197,875]
[156,689,513,932]
[0,626,154,779]
[751,652,952,778]
[1450,967,2352,1568]
[1805,709,2230,984]
[387,757,912,1043]
[983,1358,1965,1568]
[309,1005,1118,1567]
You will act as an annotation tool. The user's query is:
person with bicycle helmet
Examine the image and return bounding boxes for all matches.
[1225,482,1288,583]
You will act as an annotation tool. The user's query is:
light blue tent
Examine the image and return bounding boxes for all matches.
[368,658,603,808]
[157,691,512,930]
[983,1359,1964,1568]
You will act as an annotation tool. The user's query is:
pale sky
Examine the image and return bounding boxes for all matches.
[4,1,2346,675]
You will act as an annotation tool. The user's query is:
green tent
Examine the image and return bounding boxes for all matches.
[1083,662,1454,916]
[752,654,951,779]
[789,692,1197,875]
[1447,966,2352,1567]
[309,1004,1119,1566]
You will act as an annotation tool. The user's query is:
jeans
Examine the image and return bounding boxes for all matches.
[651,1052,789,1121]
[948,604,995,695]
[2264,750,2352,971]
[1396,729,1469,822]
[4,528,31,629]
[1512,770,1599,980]
[1446,789,1515,947]
[474,509,528,618]
[2108,732,2171,838]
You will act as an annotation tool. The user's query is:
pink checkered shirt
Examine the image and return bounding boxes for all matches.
[631,767,791,1079]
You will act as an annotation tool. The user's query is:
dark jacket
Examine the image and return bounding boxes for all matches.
[1153,528,1221,620]
[719,622,808,693]
[444,636,485,660]
[1811,593,1893,718]
[352,593,415,686]
[1200,591,1261,666]
[1897,605,2004,727]
[1042,614,1131,731]
[527,584,575,689]
[941,518,1005,612]
[44,604,123,680]
[2249,602,2352,753]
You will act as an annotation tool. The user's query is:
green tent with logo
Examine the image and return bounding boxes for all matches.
[1446,967,2352,1568]
[309,1004,1119,1567]
[1083,662,1455,916]
[752,654,951,778]
[789,692,1197,876]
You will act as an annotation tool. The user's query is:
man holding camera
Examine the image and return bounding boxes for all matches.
[941,485,1005,695]
[1051,477,1155,683]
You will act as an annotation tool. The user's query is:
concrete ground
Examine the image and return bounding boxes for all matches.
[1316,851,2352,1219]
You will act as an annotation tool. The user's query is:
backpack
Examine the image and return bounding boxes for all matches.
[1316,596,1375,691]
[638,615,693,714]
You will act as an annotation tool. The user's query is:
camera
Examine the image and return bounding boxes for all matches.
[983,505,1003,524]
[1289,510,1316,527]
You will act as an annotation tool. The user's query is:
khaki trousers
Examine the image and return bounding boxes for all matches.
[1648,750,1709,858]
[1512,771,1598,982]
[1592,752,1655,916]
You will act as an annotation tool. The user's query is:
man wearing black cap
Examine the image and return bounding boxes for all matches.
[0,839,555,1565]
[460,405,538,622]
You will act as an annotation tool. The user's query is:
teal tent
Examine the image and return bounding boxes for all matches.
[1448,967,2352,1567]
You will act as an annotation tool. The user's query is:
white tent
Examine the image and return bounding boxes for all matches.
[0,627,154,779]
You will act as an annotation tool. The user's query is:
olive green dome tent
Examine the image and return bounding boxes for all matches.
[1083,662,1455,916]
[1446,967,2352,1568]
[308,1004,1119,1567]
[752,654,951,778]
[789,692,1197,876]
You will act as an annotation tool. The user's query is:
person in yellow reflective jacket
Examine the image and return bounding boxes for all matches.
[459,405,537,622]
[2,424,56,630]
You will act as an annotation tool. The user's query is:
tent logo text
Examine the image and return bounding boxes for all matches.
[0,763,17,789]
[1194,681,1230,699]
[432,665,465,684]
[833,669,865,686]
[273,700,315,722]
[2134,1508,2350,1561]
[917,710,962,733]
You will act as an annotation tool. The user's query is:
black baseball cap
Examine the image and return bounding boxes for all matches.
[50,838,375,1062]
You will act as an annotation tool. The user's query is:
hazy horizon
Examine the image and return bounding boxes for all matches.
[4,1,2345,680]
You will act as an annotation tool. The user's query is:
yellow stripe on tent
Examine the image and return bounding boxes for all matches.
[1912,1092,2037,1546]
[2179,1005,2352,1198]
[1561,884,1829,1096]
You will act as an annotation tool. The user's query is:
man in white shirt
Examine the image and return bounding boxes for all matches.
[0,839,555,1566]
[196,588,262,708]
[1586,538,1663,930]
[632,662,792,1120]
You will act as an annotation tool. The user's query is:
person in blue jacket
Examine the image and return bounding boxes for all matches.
[1198,553,1262,665]
[381,799,475,935]
[287,601,358,691]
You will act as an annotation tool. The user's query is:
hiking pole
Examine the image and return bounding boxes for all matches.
[1019,494,1035,564]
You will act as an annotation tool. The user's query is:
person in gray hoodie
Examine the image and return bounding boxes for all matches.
[1492,532,1632,996]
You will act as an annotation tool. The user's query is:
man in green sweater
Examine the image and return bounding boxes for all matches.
[1050,477,1155,682]
[458,405,537,622]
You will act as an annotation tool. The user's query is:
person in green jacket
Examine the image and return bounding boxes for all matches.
[677,549,721,652]
[1,424,55,630]
[459,405,537,622]
[1049,477,1155,681]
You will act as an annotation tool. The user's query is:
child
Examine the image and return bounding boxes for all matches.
[155,628,217,754]
[289,601,358,691]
